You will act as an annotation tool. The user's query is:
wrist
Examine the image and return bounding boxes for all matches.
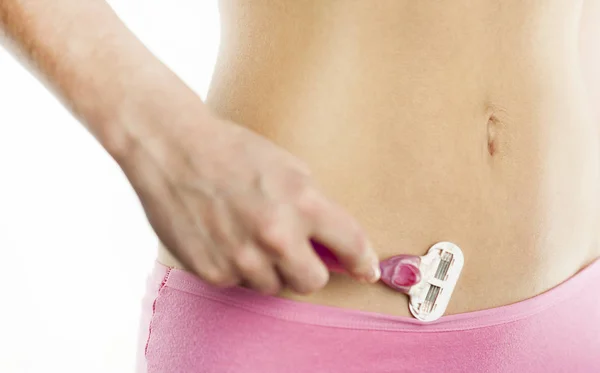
[95,65,215,167]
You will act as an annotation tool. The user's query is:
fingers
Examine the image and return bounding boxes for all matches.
[298,191,381,283]
[231,245,282,295]
[273,240,330,294]
[171,185,378,294]
[254,204,330,294]
[137,115,380,295]
[184,241,282,295]
[181,240,241,288]
[254,187,380,293]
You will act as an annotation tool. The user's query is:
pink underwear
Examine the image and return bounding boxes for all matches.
[136,258,600,373]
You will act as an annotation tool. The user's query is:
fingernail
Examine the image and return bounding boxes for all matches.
[367,258,381,283]
[316,267,330,287]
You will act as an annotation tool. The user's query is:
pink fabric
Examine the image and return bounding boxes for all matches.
[137,259,600,373]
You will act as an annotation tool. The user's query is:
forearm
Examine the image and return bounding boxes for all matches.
[0,0,209,158]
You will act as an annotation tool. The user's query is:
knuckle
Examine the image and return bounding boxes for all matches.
[233,246,264,274]
[282,169,313,200]
[306,277,328,294]
[287,276,312,294]
[202,267,236,287]
[236,258,263,275]
[294,187,321,216]
[258,214,290,252]
[295,278,324,295]
[292,267,329,294]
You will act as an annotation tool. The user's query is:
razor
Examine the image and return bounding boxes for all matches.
[380,241,464,322]
[314,240,464,322]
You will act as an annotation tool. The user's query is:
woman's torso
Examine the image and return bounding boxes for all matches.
[159,0,600,317]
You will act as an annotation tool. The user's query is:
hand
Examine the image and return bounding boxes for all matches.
[119,106,380,295]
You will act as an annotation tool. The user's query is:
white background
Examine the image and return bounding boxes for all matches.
[0,1,220,372]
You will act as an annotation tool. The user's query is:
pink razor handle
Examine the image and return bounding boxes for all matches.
[312,240,421,293]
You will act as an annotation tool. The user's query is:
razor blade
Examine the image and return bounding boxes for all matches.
[407,241,464,322]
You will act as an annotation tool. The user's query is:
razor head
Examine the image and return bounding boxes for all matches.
[408,242,464,322]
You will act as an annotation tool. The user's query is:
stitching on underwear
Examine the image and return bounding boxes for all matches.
[144,268,172,358]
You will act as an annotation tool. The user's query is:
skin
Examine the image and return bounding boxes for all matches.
[162,0,600,316]
[1,0,599,318]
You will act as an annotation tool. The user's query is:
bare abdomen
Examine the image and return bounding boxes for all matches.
[160,0,600,316]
